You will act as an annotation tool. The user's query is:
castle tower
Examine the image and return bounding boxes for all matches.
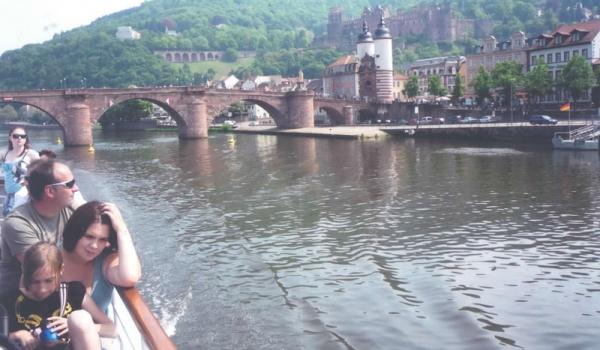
[356,19,375,59]
[327,7,343,42]
[373,14,393,103]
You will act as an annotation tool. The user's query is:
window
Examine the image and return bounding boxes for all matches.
[555,52,561,62]
[555,35,562,44]
[531,55,536,65]
[564,51,570,61]
[573,50,579,56]
[547,53,553,63]
[556,70,561,80]
[582,49,588,58]
[572,32,580,41]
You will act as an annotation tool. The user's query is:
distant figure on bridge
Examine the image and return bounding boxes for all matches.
[1,127,39,216]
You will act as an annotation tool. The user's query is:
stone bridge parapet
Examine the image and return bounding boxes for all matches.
[0,87,366,146]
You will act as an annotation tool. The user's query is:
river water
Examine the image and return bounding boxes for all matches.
[26,130,600,349]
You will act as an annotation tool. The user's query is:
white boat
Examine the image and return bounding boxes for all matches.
[552,124,600,151]
[103,288,176,350]
[552,136,599,150]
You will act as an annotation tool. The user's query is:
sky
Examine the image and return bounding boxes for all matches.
[0,0,144,54]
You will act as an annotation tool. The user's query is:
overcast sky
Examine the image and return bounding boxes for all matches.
[0,0,144,54]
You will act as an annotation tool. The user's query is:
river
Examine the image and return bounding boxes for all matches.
[24,129,600,349]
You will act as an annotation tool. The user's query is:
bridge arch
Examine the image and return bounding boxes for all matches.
[205,96,285,126]
[95,97,187,130]
[1,100,67,138]
[316,106,345,125]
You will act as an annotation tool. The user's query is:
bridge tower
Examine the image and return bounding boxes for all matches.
[373,14,393,103]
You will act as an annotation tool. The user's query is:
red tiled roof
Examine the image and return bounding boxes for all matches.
[327,55,359,68]
[532,19,600,50]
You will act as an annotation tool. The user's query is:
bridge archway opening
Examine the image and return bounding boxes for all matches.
[315,106,344,126]
[0,101,64,140]
[96,98,185,132]
[210,99,282,127]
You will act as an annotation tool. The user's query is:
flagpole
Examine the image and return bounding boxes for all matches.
[568,101,571,134]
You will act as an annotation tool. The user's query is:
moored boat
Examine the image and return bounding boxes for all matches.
[552,124,600,151]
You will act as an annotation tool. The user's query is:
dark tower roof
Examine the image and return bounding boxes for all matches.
[374,14,391,39]
[357,19,373,43]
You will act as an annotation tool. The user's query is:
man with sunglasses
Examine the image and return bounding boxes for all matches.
[0,159,79,310]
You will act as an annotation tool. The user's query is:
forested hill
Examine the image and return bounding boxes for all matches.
[0,0,597,89]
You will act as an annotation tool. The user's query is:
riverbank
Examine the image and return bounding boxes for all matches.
[234,125,389,139]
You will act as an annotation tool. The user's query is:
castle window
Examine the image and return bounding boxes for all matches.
[573,49,579,56]
[582,49,588,58]
[555,52,561,62]
[564,51,570,61]
[531,55,536,65]
[546,54,552,63]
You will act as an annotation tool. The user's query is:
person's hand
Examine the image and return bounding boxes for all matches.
[100,202,128,234]
[47,316,69,336]
[9,330,39,350]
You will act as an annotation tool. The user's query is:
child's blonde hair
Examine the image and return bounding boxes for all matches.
[22,242,62,289]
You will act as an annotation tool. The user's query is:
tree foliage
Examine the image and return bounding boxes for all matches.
[558,55,595,104]
[452,74,465,103]
[524,58,552,105]
[490,61,523,107]
[100,99,153,127]
[405,76,419,100]
[472,66,493,105]
[428,75,447,97]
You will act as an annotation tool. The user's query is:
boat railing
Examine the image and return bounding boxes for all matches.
[116,287,177,350]
[554,125,600,140]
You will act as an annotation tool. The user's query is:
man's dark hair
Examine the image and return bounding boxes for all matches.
[39,149,57,159]
[27,159,57,201]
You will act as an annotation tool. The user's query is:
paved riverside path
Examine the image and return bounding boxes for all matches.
[234,125,390,139]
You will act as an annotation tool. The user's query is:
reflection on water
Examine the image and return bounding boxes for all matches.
[27,130,600,349]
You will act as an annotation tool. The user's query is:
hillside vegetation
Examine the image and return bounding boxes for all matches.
[0,0,597,89]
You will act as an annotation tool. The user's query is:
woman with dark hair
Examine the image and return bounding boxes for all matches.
[61,201,141,313]
[1,126,39,216]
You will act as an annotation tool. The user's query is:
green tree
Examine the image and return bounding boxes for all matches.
[472,66,493,105]
[428,75,447,97]
[491,61,523,108]
[524,58,552,109]
[558,55,595,108]
[223,48,239,62]
[100,100,153,128]
[0,104,18,122]
[451,74,465,103]
[405,76,419,100]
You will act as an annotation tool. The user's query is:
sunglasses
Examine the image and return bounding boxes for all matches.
[49,178,76,189]
[11,134,27,139]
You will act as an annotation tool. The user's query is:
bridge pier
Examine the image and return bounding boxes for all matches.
[179,99,208,139]
[342,106,355,125]
[283,91,314,128]
[64,103,93,146]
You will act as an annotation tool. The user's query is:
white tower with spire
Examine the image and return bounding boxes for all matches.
[356,19,374,59]
[373,14,393,103]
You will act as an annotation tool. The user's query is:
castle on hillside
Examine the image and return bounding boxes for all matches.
[315,3,493,51]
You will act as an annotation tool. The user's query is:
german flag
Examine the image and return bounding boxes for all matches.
[560,102,570,112]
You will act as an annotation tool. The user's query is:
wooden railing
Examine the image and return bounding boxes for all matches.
[119,287,177,350]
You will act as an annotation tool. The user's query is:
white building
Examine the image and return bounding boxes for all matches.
[407,56,465,99]
[115,26,141,41]
[528,18,600,103]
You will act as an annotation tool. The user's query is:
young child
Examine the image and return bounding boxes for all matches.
[8,242,116,350]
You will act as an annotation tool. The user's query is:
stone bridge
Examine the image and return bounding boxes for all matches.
[0,87,366,146]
